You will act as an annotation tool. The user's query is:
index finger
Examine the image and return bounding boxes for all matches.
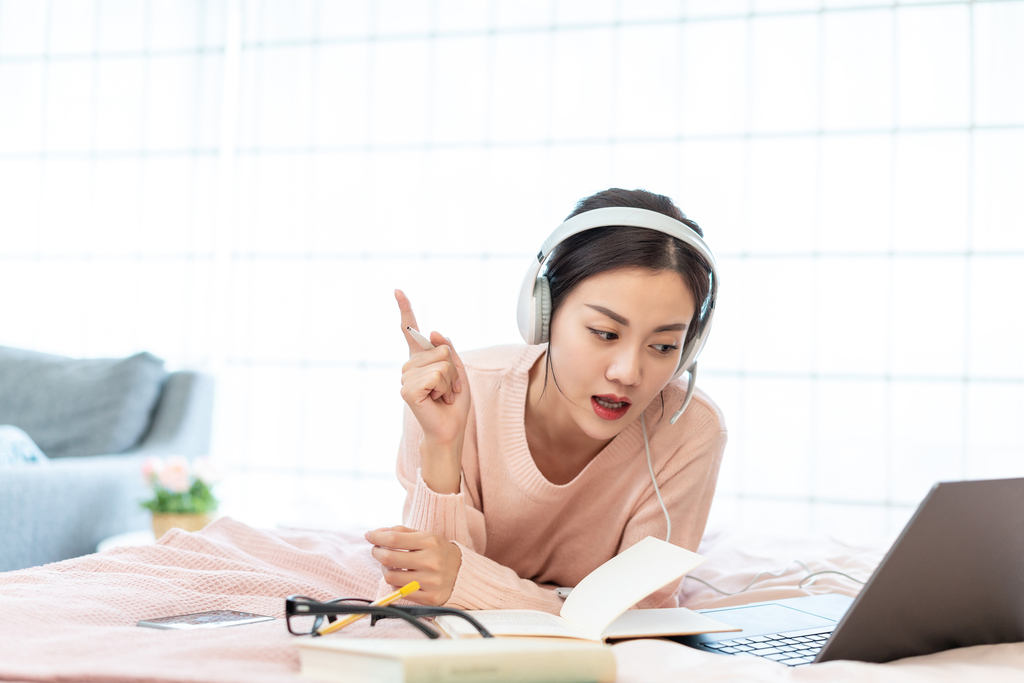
[365,526,426,550]
[394,289,422,355]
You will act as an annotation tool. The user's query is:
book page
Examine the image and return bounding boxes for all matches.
[559,536,706,640]
[601,607,740,640]
[435,610,592,640]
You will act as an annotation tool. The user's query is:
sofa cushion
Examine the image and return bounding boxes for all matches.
[0,425,49,466]
[0,346,167,458]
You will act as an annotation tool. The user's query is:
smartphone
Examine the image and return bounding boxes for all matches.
[137,609,275,630]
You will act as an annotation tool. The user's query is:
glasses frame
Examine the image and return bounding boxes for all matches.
[284,595,494,639]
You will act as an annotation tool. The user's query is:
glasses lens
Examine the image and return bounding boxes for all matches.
[288,613,321,634]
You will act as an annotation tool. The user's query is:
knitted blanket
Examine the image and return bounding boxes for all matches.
[1,518,1022,683]
[0,517,409,683]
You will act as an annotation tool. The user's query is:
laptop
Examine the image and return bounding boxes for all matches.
[676,477,1024,666]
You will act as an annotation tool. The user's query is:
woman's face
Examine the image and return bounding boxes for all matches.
[546,266,697,442]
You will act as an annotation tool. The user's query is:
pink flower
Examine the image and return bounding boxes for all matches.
[141,456,163,485]
[191,457,221,486]
[159,456,192,494]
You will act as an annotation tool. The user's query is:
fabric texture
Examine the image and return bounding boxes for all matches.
[0,345,167,458]
[0,424,49,466]
[392,343,728,614]
[2,518,1023,683]
[0,517,405,683]
[0,453,152,572]
[0,370,215,573]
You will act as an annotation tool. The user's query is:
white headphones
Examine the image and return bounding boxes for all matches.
[516,206,719,425]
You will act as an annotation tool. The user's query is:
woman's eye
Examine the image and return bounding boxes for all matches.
[588,328,617,341]
[653,344,679,354]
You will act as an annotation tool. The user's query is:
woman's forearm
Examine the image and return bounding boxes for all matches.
[418,436,463,495]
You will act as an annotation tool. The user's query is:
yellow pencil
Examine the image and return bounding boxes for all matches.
[316,581,420,636]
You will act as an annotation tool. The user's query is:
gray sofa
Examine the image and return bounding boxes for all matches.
[0,347,214,572]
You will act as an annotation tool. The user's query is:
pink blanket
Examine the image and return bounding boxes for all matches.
[1,518,1022,682]
[0,518,408,683]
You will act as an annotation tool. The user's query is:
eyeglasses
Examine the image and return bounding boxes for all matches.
[284,595,494,639]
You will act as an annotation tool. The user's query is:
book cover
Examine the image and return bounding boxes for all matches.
[297,637,616,683]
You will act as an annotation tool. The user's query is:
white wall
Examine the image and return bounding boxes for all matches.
[1,0,1022,538]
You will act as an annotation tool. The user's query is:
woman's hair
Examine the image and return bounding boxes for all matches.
[545,188,712,350]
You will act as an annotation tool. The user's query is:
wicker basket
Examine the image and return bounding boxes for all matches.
[151,512,213,540]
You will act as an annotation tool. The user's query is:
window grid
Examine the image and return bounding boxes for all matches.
[1,0,1022,536]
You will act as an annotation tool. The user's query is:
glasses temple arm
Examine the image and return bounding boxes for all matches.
[394,606,494,638]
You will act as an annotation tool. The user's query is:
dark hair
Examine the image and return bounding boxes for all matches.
[539,189,712,418]
[546,188,711,350]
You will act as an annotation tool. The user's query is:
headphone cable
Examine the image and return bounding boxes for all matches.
[684,561,867,596]
[643,415,865,593]
[642,412,672,543]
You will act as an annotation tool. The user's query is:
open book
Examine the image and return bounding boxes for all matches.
[436,536,738,642]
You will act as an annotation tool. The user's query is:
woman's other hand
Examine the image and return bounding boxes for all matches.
[366,525,462,606]
[396,289,471,494]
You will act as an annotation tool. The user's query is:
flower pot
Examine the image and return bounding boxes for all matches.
[151,512,214,540]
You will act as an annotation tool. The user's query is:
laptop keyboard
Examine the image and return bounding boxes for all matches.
[701,627,835,667]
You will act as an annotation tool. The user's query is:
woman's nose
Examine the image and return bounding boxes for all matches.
[607,348,641,386]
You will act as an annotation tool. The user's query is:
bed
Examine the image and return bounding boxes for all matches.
[1,517,1021,682]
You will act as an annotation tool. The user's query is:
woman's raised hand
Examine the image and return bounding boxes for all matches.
[395,289,470,495]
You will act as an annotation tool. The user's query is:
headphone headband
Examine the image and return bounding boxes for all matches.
[516,206,719,423]
[537,207,715,261]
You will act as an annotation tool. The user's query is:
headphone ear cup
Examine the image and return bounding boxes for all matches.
[672,337,698,381]
[534,275,552,344]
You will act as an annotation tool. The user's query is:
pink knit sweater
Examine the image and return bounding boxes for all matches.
[396,344,727,615]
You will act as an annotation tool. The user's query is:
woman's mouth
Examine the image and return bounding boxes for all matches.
[591,395,631,420]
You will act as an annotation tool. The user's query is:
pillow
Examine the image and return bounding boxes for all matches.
[0,425,49,466]
[0,346,168,458]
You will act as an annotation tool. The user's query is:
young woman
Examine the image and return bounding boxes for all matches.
[365,188,726,614]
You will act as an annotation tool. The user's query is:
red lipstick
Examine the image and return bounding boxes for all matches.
[591,394,631,420]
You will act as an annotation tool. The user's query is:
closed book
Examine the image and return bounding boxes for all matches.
[297,637,615,683]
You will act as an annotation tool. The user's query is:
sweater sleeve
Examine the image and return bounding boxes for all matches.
[391,405,565,614]
[445,543,566,614]
[623,410,728,610]
[396,404,486,552]
[374,541,567,614]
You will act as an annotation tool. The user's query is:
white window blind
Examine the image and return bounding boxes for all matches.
[1,0,1022,537]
